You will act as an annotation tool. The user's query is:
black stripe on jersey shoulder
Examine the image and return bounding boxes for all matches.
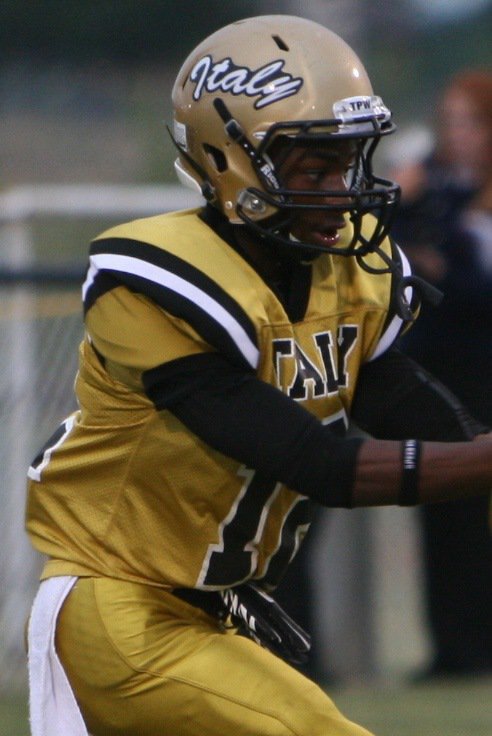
[85,236,258,368]
[378,239,417,336]
[90,236,227,297]
[84,267,120,314]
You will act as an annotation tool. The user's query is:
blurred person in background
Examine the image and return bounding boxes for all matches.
[392,69,492,679]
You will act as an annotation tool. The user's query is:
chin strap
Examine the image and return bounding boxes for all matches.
[213,98,284,197]
[356,244,443,323]
[395,274,443,322]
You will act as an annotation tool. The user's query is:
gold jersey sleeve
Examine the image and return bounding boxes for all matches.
[26,208,411,591]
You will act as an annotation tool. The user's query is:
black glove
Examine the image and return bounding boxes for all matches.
[221,583,311,665]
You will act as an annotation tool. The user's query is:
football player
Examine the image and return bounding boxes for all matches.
[26,15,492,736]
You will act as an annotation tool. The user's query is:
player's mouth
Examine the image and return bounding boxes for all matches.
[308,219,346,248]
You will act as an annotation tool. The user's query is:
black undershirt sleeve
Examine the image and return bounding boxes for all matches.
[142,347,488,509]
[142,353,362,507]
[351,347,488,441]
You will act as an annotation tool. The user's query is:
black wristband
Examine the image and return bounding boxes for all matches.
[399,439,421,506]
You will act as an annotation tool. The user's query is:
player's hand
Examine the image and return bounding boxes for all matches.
[221,584,311,665]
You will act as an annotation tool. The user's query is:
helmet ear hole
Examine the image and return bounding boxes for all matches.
[203,144,228,173]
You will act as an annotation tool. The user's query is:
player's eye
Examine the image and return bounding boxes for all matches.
[305,169,327,182]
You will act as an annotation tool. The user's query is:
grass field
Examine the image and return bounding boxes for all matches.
[2,678,490,736]
[334,678,492,736]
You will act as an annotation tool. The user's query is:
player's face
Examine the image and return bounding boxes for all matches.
[273,140,357,249]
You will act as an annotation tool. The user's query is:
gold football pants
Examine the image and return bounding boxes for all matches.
[55,577,375,736]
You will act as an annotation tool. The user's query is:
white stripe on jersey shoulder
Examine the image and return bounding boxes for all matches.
[82,252,260,369]
[367,245,412,362]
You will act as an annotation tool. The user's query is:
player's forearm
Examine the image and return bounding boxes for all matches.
[352,436,492,507]
[146,351,491,509]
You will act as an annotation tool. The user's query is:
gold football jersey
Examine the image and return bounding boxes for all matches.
[26,208,411,591]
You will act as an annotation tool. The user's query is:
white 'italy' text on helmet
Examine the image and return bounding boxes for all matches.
[170,14,400,261]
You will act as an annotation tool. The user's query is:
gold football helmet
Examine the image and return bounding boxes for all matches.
[171,15,400,260]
